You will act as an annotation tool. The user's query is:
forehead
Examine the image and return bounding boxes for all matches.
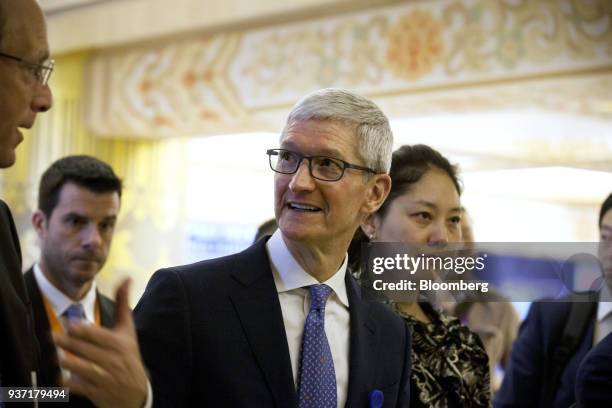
[1,0,49,60]
[401,168,461,207]
[602,209,612,228]
[281,120,360,160]
[53,182,120,215]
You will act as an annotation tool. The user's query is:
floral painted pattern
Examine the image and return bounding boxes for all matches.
[386,10,444,80]
[84,0,611,138]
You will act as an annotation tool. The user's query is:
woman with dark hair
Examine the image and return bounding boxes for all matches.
[350,144,491,407]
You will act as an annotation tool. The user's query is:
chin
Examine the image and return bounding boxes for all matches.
[279,224,319,244]
[72,268,100,283]
[0,153,16,168]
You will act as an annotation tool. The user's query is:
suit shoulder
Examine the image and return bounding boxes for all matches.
[156,241,267,285]
[529,295,596,323]
[158,252,241,284]
[0,199,10,215]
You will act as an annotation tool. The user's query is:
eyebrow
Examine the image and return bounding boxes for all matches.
[62,213,117,222]
[62,212,86,220]
[279,142,345,159]
[413,200,463,213]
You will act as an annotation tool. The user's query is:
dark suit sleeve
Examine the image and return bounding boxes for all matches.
[134,269,193,408]
[494,303,545,408]
[396,323,411,408]
[0,200,39,387]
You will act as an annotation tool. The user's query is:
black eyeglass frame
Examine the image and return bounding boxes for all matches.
[0,51,55,85]
[267,148,377,182]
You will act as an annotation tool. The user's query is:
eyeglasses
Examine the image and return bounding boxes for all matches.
[267,148,377,182]
[0,52,55,85]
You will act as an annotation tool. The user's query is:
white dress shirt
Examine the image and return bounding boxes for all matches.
[595,284,612,344]
[266,230,350,408]
[33,263,97,323]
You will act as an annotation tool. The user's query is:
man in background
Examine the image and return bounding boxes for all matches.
[25,155,121,407]
[575,193,612,406]
[0,0,53,388]
[495,193,612,408]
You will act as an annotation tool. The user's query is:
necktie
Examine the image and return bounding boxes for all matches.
[63,303,86,320]
[297,284,337,408]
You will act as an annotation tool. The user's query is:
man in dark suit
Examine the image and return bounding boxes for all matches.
[0,2,148,405]
[495,192,612,408]
[0,0,53,390]
[135,88,412,407]
[24,155,123,406]
[575,332,612,407]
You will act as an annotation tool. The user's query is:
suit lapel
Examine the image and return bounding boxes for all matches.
[24,268,61,387]
[97,292,116,328]
[345,274,378,407]
[228,241,296,408]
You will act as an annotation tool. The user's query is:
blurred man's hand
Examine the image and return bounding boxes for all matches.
[54,279,148,408]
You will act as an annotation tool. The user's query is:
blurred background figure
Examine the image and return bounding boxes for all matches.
[25,155,121,407]
[253,217,277,243]
[351,144,491,407]
[494,193,612,408]
[574,331,612,408]
[441,210,520,393]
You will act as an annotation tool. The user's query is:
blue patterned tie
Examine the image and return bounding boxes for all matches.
[63,303,86,320]
[297,284,337,408]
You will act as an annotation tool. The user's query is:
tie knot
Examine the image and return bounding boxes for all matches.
[309,284,333,310]
[63,303,85,320]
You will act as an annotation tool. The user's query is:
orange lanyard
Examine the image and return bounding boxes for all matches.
[41,294,101,334]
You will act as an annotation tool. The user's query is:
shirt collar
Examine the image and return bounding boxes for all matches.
[598,283,612,321]
[33,263,97,323]
[266,230,349,308]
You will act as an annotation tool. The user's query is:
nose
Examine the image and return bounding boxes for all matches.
[288,159,316,192]
[81,224,103,249]
[428,221,449,247]
[31,82,53,113]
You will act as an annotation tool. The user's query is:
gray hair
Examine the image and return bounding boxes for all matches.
[281,88,393,174]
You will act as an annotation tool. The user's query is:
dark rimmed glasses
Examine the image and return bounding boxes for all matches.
[0,52,55,85]
[267,148,376,182]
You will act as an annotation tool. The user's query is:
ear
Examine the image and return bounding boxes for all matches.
[362,173,391,215]
[360,212,381,240]
[31,210,48,239]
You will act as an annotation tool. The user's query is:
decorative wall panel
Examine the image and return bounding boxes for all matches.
[85,0,612,138]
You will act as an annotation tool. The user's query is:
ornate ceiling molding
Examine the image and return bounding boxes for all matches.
[84,0,612,138]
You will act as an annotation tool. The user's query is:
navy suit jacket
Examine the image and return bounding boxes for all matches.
[0,200,39,390]
[575,332,612,407]
[23,267,115,407]
[494,301,596,408]
[135,239,411,407]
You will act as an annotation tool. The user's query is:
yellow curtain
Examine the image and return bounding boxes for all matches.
[0,52,189,303]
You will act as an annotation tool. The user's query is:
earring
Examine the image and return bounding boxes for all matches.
[369,232,376,241]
